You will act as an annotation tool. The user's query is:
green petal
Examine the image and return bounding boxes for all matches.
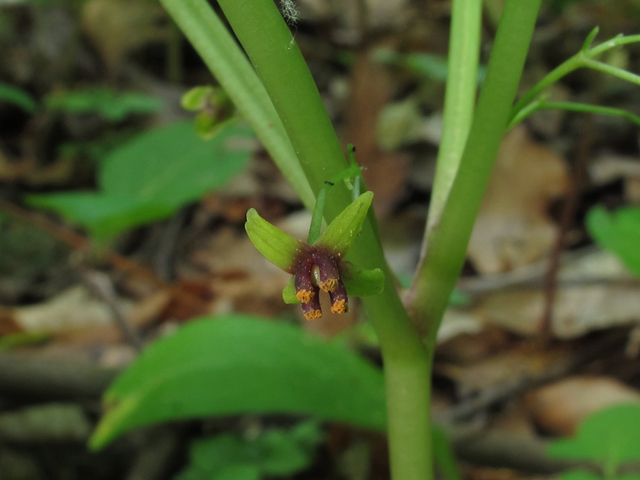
[245,209,310,273]
[313,191,373,258]
[282,276,299,304]
[340,262,384,297]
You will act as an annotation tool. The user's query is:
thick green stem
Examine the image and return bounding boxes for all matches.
[427,0,482,232]
[407,0,542,344]
[159,0,315,211]
[212,1,431,479]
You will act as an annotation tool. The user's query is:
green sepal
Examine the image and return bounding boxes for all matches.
[282,277,299,304]
[313,191,373,258]
[245,209,310,274]
[340,262,384,297]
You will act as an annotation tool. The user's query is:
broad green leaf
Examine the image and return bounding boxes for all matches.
[314,192,373,258]
[558,471,601,480]
[29,121,253,240]
[0,83,38,113]
[245,209,310,273]
[101,121,252,203]
[587,206,640,277]
[27,194,174,242]
[617,475,640,480]
[0,332,49,353]
[90,316,386,449]
[176,420,321,480]
[548,403,640,467]
[0,83,37,113]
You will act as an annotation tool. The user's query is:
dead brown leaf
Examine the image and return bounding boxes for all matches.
[469,125,569,274]
[344,41,410,216]
[81,0,165,73]
[524,376,640,436]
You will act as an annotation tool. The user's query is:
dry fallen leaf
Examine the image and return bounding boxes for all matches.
[344,41,410,216]
[477,251,640,338]
[81,0,165,73]
[524,376,640,436]
[469,125,569,274]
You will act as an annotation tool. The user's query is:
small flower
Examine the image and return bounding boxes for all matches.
[245,192,384,320]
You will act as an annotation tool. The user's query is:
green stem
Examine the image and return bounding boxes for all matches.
[427,0,482,232]
[510,32,640,122]
[582,58,640,86]
[508,99,640,129]
[407,0,542,343]
[159,0,315,211]
[212,1,432,479]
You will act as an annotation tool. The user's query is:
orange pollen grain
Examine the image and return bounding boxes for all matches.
[319,278,339,293]
[296,289,315,303]
[330,299,347,314]
[304,309,322,321]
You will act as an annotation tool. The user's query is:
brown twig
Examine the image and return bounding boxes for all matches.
[82,270,145,351]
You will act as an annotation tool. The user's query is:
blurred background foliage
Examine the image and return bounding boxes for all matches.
[2,0,640,479]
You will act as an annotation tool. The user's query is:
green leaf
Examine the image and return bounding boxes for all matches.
[617,475,640,480]
[313,192,373,258]
[548,404,640,467]
[558,471,602,480]
[175,422,320,480]
[0,82,37,113]
[0,332,49,353]
[45,88,163,122]
[27,194,174,242]
[100,121,252,203]
[29,121,253,240]
[90,315,386,449]
[246,209,310,274]
[586,206,640,277]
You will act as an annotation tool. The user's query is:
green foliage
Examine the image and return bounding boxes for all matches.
[586,206,640,277]
[374,50,485,84]
[175,421,322,480]
[0,82,37,113]
[28,121,253,241]
[181,85,237,139]
[548,404,640,478]
[89,315,387,450]
[432,426,463,480]
[44,88,163,122]
[0,332,49,353]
